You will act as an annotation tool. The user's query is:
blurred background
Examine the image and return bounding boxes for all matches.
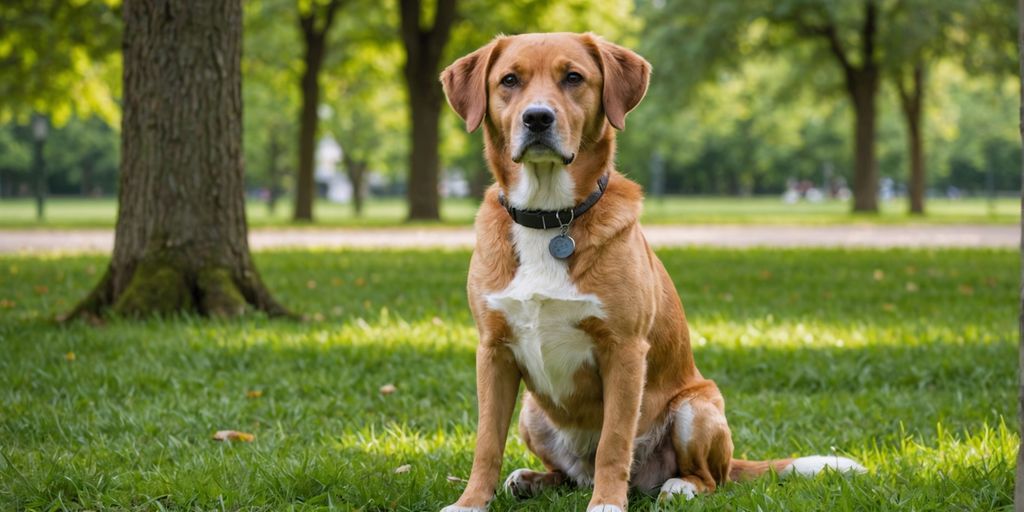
[0,0,1018,227]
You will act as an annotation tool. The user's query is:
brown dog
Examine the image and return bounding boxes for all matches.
[439,33,862,512]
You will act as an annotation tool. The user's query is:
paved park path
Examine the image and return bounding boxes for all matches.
[0,225,1015,253]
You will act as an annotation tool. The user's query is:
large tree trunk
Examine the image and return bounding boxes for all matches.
[399,0,457,221]
[897,64,926,215]
[66,0,287,320]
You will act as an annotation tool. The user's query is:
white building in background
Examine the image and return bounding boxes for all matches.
[440,171,470,198]
[314,135,353,203]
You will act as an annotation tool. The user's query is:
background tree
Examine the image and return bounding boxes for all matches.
[639,0,1020,213]
[293,0,346,221]
[68,0,286,319]
[883,0,1003,215]
[398,0,457,221]
[782,1,883,212]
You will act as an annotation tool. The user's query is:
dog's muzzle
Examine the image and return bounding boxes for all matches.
[511,105,575,165]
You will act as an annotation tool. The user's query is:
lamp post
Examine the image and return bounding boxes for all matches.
[31,114,48,221]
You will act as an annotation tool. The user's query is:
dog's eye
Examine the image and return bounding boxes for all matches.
[565,72,584,85]
[500,74,519,87]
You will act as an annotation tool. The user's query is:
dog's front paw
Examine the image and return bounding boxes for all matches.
[586,506,624,512]
[440,505,487,512]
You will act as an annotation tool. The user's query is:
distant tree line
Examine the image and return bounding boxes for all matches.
[0,0,1017,214]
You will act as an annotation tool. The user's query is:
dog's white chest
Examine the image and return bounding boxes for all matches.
[485,224,604,406]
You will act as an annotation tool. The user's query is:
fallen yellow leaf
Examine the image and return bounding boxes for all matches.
[64,352,76,362]
[212,430,254,442]
[246,390,263,398]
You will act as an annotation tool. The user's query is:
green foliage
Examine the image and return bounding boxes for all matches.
[0,1,121,126]
[0,124,31,174]
[621,0,1019,195]
[0,248,1015,509]
[0,0,1016,201]
[0,116,119,197]
[242,0,303,191]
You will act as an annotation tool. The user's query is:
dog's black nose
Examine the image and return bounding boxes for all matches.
[522,107,555,133]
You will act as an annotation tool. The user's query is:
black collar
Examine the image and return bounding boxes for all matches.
[498,173,610,230]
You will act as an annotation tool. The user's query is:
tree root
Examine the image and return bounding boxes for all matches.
[62,258,294,322]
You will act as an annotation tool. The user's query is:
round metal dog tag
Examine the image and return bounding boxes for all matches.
[549,234,576,260]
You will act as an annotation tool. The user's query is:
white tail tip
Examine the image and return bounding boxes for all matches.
[780,455,866,477]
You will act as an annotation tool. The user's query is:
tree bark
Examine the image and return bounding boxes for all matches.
[399,0,457,221]
[897,64,926,215]
[66,0,288,320]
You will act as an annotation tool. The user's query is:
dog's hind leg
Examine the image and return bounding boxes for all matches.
[506,393,591,498]
[660,382,735,501]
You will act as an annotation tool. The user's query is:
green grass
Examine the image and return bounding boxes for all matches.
[0,248,1016,510]
[0,195,1018,229]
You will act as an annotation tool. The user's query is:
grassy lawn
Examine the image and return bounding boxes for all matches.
[0,195,1017,228]
[0,248,1015,510]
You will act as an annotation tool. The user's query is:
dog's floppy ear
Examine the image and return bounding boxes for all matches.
[440,38,501,132]
[589,35,651,130]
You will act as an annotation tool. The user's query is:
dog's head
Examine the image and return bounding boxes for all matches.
[441,33,650,188]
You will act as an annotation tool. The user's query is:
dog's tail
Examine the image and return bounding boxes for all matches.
[729,455,865,481]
